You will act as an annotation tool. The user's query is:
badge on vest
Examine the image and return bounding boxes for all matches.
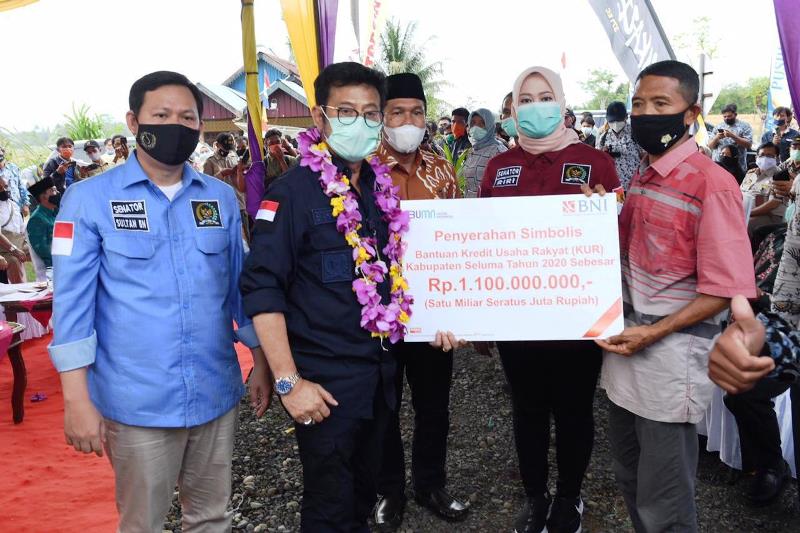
[561,163,592,185]
[110,200,149,231]
[493,166,522,188]
[191,200,223,228]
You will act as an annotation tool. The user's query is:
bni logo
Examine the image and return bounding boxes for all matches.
[562,197,608,215]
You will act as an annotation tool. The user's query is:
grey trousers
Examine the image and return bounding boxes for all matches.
[104,406,239,533]
[607,401,698,533]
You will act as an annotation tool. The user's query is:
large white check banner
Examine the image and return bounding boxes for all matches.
[401,195,624,342]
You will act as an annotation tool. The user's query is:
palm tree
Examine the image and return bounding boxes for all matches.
[376,19,446,116]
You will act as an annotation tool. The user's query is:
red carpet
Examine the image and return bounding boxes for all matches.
[0,334,254,532]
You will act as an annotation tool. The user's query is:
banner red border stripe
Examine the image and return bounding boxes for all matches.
[583,297,623,338]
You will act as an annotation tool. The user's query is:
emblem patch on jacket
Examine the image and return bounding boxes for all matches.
[191,200,223,228]
[561,163,592,185]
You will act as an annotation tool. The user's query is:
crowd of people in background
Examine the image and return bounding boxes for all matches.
[0,55,795,533]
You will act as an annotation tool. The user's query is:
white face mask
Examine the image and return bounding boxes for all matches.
[756,156,777,172]
[610,121,626,133]
[88,151,102,162]
[581,126,593,137]
[384,124,426,154]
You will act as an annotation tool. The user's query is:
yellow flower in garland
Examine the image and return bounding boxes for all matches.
[330,196,345,217]
[355,246,371,266]
[389,264,409,292]
[344,231,360,247]
[399,310,410,324]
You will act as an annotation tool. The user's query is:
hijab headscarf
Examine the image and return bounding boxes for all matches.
[512,66,579,155]
[469,108,499,151]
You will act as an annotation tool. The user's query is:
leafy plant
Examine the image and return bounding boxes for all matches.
[63,103,105,141]
[376,19,446,121]
[442,142,471,195]
[0,127,51,170]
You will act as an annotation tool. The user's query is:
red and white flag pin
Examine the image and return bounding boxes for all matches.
[256,200,279,222]
[52,221,75,256]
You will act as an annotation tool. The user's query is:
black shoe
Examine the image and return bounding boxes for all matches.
[414,487,470,522]
[546,494,583,533]
[513,493,551,533]
[748,460,790,506]
[373,493,406,531]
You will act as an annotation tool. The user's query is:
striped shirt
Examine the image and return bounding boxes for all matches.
[601,139,756,424]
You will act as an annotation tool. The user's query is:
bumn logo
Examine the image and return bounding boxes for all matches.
[409,209,436,219]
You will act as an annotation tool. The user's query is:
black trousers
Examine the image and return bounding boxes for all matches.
[498,341,602,499]
[724,378,790,472]
[295,387,391,533]
[378,341,454,496]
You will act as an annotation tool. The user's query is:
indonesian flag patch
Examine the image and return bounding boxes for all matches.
[52,221,75,256]
[256,200,279,222]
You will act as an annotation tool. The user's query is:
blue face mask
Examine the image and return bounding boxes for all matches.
[468,126,488,144]
[501,117,518,138]
[322,110,382,162]
[516,102,562,139]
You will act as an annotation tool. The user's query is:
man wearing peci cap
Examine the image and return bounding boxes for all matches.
[26,177,60,269]
[372,72,469,530]
[80,140,111,180]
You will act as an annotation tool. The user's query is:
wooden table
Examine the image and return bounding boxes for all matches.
[4,299,51,424]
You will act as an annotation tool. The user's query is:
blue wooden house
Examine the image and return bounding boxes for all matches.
[199,51,312,141]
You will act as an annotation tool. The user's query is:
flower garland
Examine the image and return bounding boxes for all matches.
[298,128,413,344]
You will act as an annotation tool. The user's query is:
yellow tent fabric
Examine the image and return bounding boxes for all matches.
[0,0,37,12]
[241,0,264,157]
[281,0,320,108]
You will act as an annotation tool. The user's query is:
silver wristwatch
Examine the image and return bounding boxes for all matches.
[274,372,301,396]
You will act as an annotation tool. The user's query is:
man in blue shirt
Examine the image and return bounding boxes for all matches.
[0,145,31,216]
[49,71,271,533]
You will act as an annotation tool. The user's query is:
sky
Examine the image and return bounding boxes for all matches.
[0,0,779,133]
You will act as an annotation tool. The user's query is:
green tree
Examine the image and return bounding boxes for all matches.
[63,104,105,140]
[376,19,445,120]
[579,69,628,109]
[710,77,770,115]
[673,16,720,59]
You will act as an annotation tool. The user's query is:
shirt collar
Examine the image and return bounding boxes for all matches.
[121,151,207,189]
[643,138,697,178]
[376,140,424,171]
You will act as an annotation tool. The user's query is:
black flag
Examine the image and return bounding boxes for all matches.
[588,0,676,83]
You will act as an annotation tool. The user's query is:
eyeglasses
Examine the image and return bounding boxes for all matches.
[322,105,383,127]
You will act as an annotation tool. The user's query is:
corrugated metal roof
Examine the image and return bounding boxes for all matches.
[196,83,247,115]
[221,51,299,88]
[263,79,308,106]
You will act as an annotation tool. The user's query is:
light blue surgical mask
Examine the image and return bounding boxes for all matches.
[322,110,382,162]
[468,126,488,144]
[501,117,518,138]
[516,102,562,139]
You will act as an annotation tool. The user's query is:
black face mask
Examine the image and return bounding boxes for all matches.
[0,154,5,163]
[0,191,10,201]
[136,123,200,166]
[49,193,61,207]
[724,118,736,126]
[630,109,690,156]
[721,156,738,167]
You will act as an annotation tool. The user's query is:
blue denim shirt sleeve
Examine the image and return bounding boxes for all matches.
[48,183,102,371]
[228,205,259,349]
